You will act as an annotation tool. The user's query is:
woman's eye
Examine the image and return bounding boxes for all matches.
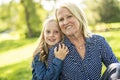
[59,18,64,22]
[67,15,72,18]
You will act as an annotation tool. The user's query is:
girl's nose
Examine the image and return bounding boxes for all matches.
[49,32,54,36]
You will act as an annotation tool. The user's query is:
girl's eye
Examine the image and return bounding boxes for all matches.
[54,31,59,33]
[46,30,50,34]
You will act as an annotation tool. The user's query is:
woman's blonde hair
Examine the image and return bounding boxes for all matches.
[55,1,92,38]
[33,17,63,62]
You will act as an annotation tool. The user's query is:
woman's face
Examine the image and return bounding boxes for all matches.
[44,21,61,48]
[56,7,80,36]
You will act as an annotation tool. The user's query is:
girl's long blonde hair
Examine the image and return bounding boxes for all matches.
[33,17,63,62]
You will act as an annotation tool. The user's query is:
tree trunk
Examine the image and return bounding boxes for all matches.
[21,0,34,38]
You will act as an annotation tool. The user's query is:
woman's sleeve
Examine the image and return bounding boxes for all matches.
[101,37,119,67]
[32,54,63,80]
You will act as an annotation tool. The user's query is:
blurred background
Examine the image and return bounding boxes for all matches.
[0,0,120,79]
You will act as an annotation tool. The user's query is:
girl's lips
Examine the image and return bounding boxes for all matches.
[48,39,56,42]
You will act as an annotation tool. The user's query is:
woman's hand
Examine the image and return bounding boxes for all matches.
[54,43,69,60]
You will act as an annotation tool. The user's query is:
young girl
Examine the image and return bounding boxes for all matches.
[32,17,69,80]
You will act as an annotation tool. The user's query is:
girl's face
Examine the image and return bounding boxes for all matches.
[44,21,61,48]
[56,7,80,36]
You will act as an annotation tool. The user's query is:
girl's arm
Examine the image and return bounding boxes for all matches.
[32,43,69,80]
[32,54,63,80]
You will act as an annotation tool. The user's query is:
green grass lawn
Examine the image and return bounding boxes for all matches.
[0,26,120,80]
[0,58,32,80]
[0,38,37,54]
[0,38,37,80]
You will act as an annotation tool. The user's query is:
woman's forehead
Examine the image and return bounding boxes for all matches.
[57,7,71,17]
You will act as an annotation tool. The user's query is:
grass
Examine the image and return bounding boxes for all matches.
[0,22,120,80]
[0,38,37,54]
[0,58,32,80]
[0,38,37,80]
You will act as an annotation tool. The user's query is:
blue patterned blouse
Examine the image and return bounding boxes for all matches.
[32,53,63,80]
[32,34,119,80]
[47,34,119,80]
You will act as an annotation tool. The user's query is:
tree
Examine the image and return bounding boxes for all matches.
[0,0,47,38]
[98,0,120,23]
[84,0,101,25]
[21,0,41,38]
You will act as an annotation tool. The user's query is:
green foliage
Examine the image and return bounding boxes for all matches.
[90,22,120,32]
[20,0,48,38]
[0,1,47,38]
[84,0,120,25]
[97,0,120,23]
[0,59,32,80]
[0,3,12,32]
[84,0,101,25]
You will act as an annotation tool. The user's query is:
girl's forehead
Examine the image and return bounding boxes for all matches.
[45,22,59,29]
[46,21,57,27]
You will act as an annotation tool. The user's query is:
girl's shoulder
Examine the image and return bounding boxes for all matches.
[33,52,40,62]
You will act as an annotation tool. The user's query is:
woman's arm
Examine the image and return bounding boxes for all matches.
[101,37,119,67]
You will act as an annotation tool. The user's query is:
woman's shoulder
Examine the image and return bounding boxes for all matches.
[87,34,106,43]
[92,34,105,40]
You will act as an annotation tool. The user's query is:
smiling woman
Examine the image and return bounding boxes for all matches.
[47,1,120,80]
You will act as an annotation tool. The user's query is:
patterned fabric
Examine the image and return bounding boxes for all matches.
[32,53,63,80]
[48,34,119,80]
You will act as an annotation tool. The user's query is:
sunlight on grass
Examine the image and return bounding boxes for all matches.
[0,33,20,41]
[0,38,37,54]
[0,42,37,67]
[0,59,32,80]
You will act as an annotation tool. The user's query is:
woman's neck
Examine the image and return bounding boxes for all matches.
[67,34,85,45]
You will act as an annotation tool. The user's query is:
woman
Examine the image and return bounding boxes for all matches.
[32,17,69,80]
[47,2,120,80]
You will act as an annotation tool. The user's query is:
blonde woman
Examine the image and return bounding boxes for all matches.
[47,1,120,80]
[32,17,68,80]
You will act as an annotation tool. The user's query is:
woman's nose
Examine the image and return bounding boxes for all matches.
[63,19,69,25]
